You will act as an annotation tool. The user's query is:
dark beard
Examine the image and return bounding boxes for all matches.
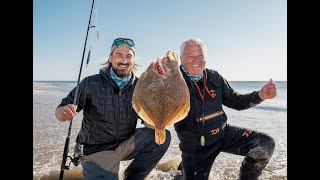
[113,68,129,78]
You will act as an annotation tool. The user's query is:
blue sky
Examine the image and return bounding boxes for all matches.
[33,0,287,81]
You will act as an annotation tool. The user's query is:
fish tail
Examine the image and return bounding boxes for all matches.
[155,128,166,145]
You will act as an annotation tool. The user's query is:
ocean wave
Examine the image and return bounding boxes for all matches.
[254,106,287,112]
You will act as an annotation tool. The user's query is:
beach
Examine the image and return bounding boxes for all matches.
[33,81,287,180]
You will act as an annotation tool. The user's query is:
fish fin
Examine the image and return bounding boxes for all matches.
[155,128,166,145]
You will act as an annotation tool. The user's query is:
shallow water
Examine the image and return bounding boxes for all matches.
[33,81,287,180]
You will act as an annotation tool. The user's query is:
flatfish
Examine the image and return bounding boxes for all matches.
[132,51,190,144]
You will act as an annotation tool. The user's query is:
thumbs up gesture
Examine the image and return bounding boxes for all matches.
[258,79,277,100]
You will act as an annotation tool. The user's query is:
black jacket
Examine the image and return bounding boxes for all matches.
[174,68,263,153]
[58,67,139,155]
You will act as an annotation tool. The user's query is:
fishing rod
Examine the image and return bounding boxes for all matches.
[59,0,95,179]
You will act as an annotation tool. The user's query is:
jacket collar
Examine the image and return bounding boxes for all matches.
[99,66,137,89]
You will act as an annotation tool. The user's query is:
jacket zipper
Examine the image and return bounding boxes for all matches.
[86,123,94,143]
[197,110,224,122]
[116,89,122,140]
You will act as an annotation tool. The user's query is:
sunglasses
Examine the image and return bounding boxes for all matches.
[113,38,135,47]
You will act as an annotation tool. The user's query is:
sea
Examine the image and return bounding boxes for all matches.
[33,81,287,180]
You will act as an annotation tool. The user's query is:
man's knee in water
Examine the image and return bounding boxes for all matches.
[249,134,275,163]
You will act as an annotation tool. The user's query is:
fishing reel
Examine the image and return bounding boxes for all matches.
[66,143,84,168]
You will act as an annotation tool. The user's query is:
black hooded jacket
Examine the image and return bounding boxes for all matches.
[58,67,139,155]
[174,68,263,153]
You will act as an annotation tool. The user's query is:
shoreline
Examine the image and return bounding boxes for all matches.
[33,89,47,94]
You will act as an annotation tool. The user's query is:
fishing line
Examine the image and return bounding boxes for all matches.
[59,1,97,179]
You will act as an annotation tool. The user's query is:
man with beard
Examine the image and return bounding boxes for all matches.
[55,38,171,180]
